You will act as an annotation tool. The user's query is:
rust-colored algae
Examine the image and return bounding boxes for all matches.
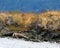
[0,11,60,31]
[0,11,60,42]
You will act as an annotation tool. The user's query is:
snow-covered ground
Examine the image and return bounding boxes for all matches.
[0,38,60,48]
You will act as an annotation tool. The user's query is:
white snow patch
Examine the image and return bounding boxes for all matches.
[0,37,60,48]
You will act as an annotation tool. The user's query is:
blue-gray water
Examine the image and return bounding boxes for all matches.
[0,0,60,13]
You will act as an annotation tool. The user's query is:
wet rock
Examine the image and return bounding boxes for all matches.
[0,27,12,37]
[51,32,60,41]
[1,32,13,37]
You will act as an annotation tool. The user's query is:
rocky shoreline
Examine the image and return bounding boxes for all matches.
[0,27,60,43]
[0,11,60,42]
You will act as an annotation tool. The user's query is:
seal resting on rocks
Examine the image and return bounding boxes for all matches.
[0,11,60,42]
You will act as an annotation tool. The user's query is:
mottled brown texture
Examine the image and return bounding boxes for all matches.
[0,11,60,31]
[0,11,60,42]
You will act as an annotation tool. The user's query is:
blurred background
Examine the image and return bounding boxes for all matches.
[0,0,60,13]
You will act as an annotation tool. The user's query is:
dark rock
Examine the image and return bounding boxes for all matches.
[1,32,13,37]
